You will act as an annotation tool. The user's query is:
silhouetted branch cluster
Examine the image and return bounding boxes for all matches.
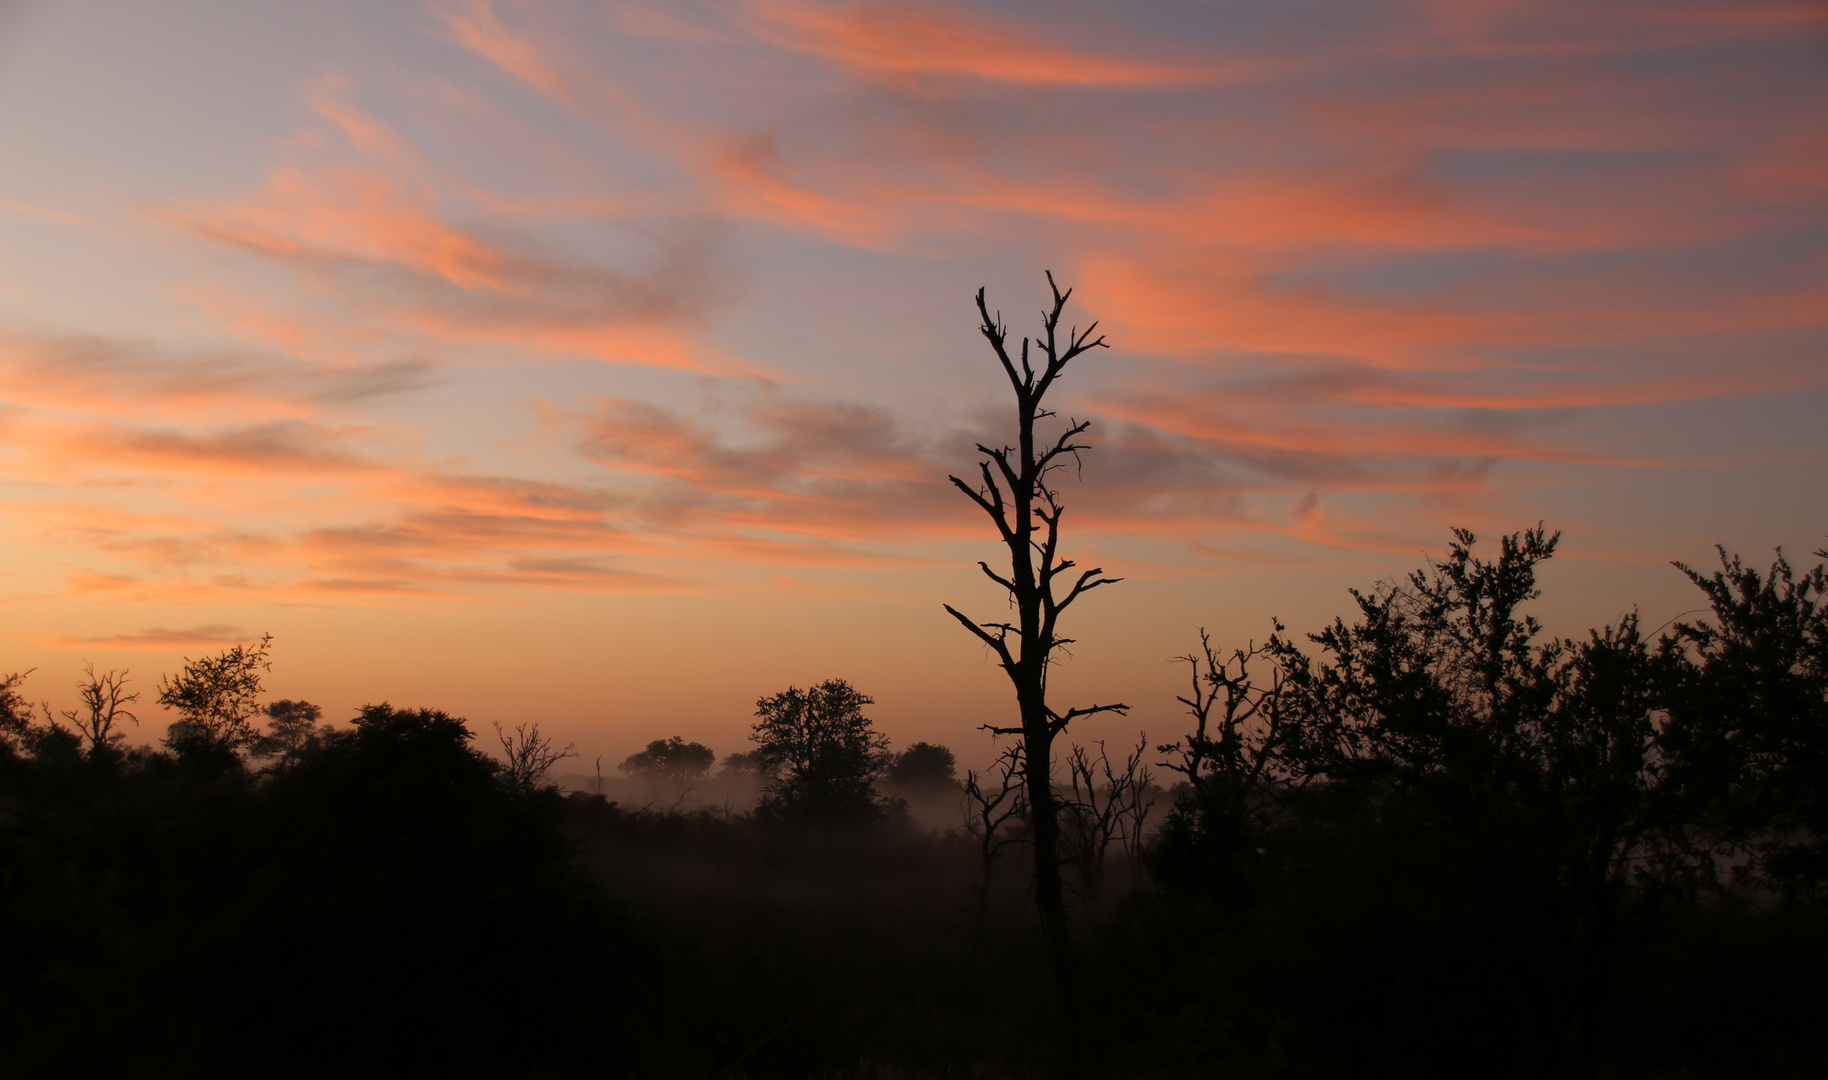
[495,719,578,792]
[58,663,140,759]
[1060,738,1154,904]
[157,633,272,759]
[961,742,1027,931]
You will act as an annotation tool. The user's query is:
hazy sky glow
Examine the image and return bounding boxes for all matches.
[2,0,1824,763]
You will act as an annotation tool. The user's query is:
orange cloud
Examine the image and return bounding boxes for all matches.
[436,0,580,105]
[1078,252,1495,366]
[153,87,746,376]
[713,135,891,245]
[2,365,981,606]
[746,0,1211,89]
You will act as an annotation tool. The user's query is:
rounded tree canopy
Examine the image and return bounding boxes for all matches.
[621,736,716,783]
[886,741,958,790]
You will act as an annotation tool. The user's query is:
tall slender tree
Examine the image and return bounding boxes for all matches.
[944,272,1127,1031]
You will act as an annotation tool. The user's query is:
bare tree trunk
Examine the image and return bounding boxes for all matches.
[944,273,1127,1060]
[1025,735,1079,1021]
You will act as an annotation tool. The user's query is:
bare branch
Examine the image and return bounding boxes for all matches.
[975,287,1024,393]
[948,472,1016,544]
[978,444,1022,495]
[977,561,1018,594]
[65,663,139,758]
[1058,569,1123,611]
[1047,701,1130,738]
[495,721,577,791]
[944,604,1016,668]
[962,743,1028,933]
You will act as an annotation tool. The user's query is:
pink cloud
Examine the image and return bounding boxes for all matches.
[744,0,1214,89]
[152,86,747,376]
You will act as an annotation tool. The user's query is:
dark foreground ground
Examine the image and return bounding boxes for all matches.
[2,728,1825,1080]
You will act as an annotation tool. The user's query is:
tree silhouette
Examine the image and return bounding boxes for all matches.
[1052,734,1147,902]
[622,736,716,784]
[719,748,778,781]
[253,699,325,765]
[1270,526,1565,785]
[1662,545,1828,901]
[1154,526,1700,1063]
[622,736,717,808]
[0,669,34,755]
[1059,738,1152,905]
[61,663,139,759]
[961,743,1027,935]
[157,633,272,760]
[750,678,890,824]
[494,720,576,792]
[944,272,1126,1028]
[885,741,959,790]
[1153,628,1298,905]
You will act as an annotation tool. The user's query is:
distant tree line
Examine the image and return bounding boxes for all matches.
[615,689,959,819]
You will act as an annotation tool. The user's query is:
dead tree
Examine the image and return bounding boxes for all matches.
[960,743,1028,935]
[494,720,577,791]
[62,663,139,758]
[944,272,1127,1034]
[1116,743,1158,879]
[1060,737,1152,906]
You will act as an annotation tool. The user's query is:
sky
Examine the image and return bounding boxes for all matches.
[1,0,1824,770]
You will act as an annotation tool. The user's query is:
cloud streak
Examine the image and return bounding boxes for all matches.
[743,0,1217,90]
[46,625,253,650]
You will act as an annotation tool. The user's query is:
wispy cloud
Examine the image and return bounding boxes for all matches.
[152,81,749,376]
[0,330,437,422]
[743,0,1217,90]
[46,624,253,650]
